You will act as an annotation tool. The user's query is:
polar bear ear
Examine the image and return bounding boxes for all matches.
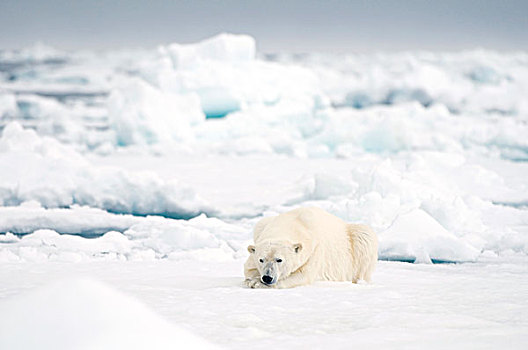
[293,243,302,253]
[247,245,256,254]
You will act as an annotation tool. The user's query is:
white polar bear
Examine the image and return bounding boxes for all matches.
[244,207,378,288]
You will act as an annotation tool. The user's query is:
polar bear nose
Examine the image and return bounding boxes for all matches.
[261,275,273,284]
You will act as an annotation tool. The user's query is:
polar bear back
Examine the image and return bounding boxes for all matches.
[254,207,347,242]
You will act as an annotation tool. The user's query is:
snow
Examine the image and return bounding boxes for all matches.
[108,77,204,146]
[0,203,249,263]
[124,33,326,141]
[0,122,212,218]
[283,50,528,116]
[0,202,140,236]
[1,33,528,348]
[0,259,527,350]
[166,33,256,67]
[0,42,67,64]
[379,209,480,263]
[0,92,17,117]
[0,278,219,350]
[1,117,526,262]
[1,149,525,264]
[3,38,527,160]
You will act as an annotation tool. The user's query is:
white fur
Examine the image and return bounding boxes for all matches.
[244,207,378,288]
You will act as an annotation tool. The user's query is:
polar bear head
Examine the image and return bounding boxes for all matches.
[247,241,303,285]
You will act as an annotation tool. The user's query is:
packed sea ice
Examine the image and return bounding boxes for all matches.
[1,33,527,349]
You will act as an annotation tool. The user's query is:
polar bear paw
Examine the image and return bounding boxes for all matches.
[245,278,269,289]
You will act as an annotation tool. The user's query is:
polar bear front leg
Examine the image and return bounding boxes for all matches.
[244,273,269,289]
[245,277,270,289]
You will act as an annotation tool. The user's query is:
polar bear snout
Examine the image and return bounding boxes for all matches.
[261,264,278,285]
[261,275,274,285]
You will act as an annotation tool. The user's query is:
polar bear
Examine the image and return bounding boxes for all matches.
[244,207,378,288]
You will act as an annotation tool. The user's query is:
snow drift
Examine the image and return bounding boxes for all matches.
[0,279,219,350]
[0,122,212,219]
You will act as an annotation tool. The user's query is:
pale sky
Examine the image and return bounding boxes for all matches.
[1,0,527,52]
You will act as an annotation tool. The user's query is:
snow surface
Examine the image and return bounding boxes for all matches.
[1,33,528,348]
[0,278,219,350]
[1,259,527,350]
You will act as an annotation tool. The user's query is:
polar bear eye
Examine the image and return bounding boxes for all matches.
[276,259,282,263]
[259,259,264,263]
